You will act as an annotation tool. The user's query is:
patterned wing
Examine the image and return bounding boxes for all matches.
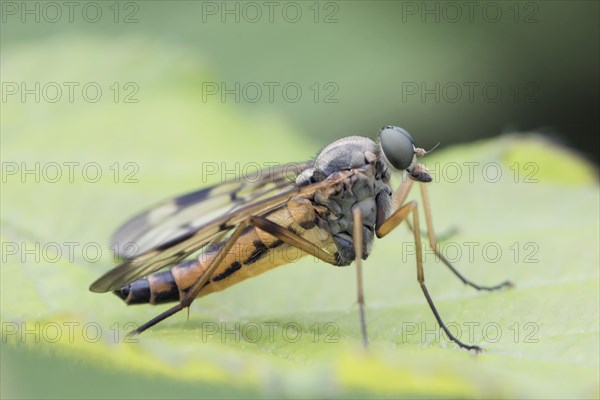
[111,162,311,258]
[90,161,323,293]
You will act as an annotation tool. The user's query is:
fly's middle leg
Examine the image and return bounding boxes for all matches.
[352,207,368,348]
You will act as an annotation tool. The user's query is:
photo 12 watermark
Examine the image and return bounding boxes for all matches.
[1,1,140,24]
[420,160,540,184]
[1,82,140,104]
[400,81,540,104]
[398,1,540,24]
[399,321,540,344]
[401,241,540,265]
[201,81,339,104]
[199,1,339,24]
[1,321,140,344]
[1,161,140,184]
[198,321,340,344]
[2,241,110,265]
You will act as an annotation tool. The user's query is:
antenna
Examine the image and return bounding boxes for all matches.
[414,142,440,157]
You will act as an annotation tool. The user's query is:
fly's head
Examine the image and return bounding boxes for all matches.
[378,125,434,183]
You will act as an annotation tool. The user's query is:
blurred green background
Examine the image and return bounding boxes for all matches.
[2,0,599,160]
[1,1,599,399]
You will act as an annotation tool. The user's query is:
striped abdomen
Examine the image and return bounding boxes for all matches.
[114,199,335,305]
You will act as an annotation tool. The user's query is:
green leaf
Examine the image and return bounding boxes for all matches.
[2,36,598,399]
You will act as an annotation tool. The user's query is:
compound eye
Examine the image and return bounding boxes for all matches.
[379,126,416,170]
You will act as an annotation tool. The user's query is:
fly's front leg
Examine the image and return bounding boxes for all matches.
[386,177,457,243]
[417,182,512,291]
[377,200,482,352]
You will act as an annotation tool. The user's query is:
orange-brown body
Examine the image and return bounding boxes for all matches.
[116,197,336,304]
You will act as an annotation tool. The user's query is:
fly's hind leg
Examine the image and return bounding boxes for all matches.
[377,200,482,352]
[415,182,512,291]
[128,215,339,336]
[128,220,250,336]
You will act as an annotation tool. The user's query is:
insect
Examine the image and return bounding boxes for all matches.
[90,126,511,351]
